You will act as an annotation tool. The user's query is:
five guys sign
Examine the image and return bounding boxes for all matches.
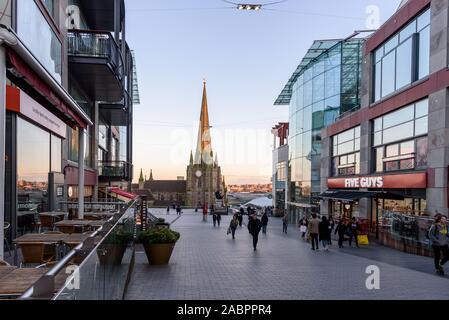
[328,172,427,189]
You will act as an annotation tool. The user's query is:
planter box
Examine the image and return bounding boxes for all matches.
[143,243,175,265]
[97,244,128,265]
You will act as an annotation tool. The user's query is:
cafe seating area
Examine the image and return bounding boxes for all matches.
[0,210,119,299]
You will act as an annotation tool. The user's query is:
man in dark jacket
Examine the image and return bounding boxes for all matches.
[261,213,269,234]
[238,208,244,227]
[335,220,347,248]
[248,215,262,251]
[348,217,360,248]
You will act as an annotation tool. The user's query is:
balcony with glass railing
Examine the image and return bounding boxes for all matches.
[67,30,124,102]
[98,161,133,182]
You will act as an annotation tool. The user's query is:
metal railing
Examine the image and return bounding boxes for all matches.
[379,210,433,245]
[67,30,124,81]
[98,161,133,180]
[20,198,140,300]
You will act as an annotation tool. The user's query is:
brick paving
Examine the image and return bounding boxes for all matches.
[125,211,449,300]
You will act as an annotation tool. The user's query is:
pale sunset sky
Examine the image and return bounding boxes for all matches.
[127,0,401,184]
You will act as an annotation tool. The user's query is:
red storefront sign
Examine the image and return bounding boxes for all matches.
[328,172,427,189]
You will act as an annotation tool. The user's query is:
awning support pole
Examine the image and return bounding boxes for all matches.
[0,46,6,260]
[78,128,85,219]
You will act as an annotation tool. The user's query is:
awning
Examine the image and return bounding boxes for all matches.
[6,49,87,128]
[109,188,138,201]
[320,190,404,202]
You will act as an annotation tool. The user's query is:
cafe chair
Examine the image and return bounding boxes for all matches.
[19,243,55,268]
[0,259,11,266]
[40,215,55,232]
[4,222,12,257]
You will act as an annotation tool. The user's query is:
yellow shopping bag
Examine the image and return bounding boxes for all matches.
[357,235,369,246]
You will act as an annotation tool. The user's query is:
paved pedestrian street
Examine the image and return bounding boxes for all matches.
[125,211,449,300]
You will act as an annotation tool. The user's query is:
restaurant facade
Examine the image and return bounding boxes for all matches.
[320,0,447,255]
[0,0,138,259]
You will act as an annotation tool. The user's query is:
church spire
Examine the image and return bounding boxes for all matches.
[194,79,213,165]
[190,150,194,165]
[149,169,154,181]
[139,169,144,183]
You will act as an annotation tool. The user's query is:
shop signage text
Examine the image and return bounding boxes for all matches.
[328,172,427,189]
[344,177,384,188]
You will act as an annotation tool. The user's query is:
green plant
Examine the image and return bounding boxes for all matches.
[138,228,180,244]
[106,229,134,245]
[157,218,166,223]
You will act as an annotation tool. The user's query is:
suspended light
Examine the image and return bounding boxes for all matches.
[236,4,263,11]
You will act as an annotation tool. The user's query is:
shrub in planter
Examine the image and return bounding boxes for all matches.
[97,229,134,265]
[138,228,180,265]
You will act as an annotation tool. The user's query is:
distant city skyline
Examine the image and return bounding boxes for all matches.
[127,0,401,184]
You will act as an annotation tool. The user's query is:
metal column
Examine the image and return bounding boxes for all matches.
[78,128,85,219]
[0,46,6,260]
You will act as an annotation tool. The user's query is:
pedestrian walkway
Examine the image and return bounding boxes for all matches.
[125,211,449,300]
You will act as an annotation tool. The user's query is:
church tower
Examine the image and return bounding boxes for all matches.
[186,80,224,209]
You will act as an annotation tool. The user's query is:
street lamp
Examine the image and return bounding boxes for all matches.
[237,4,262,10]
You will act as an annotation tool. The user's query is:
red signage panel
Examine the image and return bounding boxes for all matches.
[328,172,427,189]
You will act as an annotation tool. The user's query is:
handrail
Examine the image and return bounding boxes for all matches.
[19,197,140,300]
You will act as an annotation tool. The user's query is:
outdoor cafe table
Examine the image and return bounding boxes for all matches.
[0,266,16,279]
[55,220,107,233]
[13,233,92,266]
[0,268,47,298]
[83,212,116,219]
[0,267,70,298]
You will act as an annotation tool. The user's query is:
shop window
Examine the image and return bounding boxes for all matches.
[373,8,430,102]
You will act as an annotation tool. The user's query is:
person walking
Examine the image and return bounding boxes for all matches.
[217,212,222,227]
[319,216,331,251]
[348,217,360,248]
[238,208,244,227]
[248,214,262,251]
[299,217,308,240]
[335,219,347,248]
[282,212,289,234]
[167,206,170,215]
[212,210,217,228]
[308,214,320,251]
[261,212,269,234]
[202,205,208,222]
[328,217,335,245]
[428,214,449,276]
[229,215,239,240]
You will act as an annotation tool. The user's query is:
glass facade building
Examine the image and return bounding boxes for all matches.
[275,39,363,216]
[275,38,363,217]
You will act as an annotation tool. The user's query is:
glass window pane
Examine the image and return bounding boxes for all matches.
[418,26,430,79]
[415,116,428,136]
[313,73,325,102]
[386,144,399,158]
[374,131,382,146]
[338,140,354,155]
[417,9,430,31]
[376,147,384,172]
[374,118,382,132]
[396,38,413,89]
[347,154,355,164]
[384,35,399,54]
[400,140,415,155]
[416,137,428,168]
[375,47,383,63]
[325,67,340,98]
[354,138,360,151]
[337,129,354,144]
[340,155,347,165]
[51,135,62,172]
[383,105,414,129]
[355,153,360,174]
[303,106,312,132]
[313,59,325,77]
[302,131,312,157]
[383,121,414,144]
[415,99,429,118]
[304,80,313,107]
[354,126,361,138]
[399,21,416,42]
[381,51,396,98]
[374,62,382,102]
